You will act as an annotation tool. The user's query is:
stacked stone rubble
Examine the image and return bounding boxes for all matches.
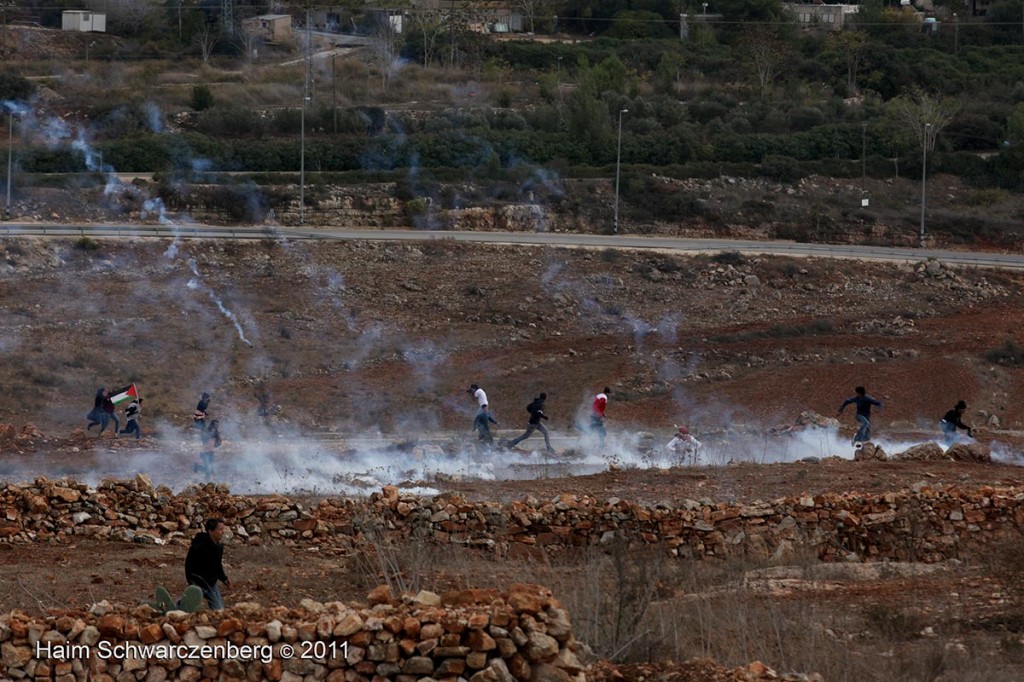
[0,585,585,682]
[0,476,1022,563]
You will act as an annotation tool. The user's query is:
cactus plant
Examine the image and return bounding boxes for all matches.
[142,585,176,613]
[142,585,204,614]
[180,585,203,613]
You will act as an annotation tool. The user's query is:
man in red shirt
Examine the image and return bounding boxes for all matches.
[590,387,610,447]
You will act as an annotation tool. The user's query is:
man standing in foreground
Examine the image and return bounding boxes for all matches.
[837,386,882,447]
[184,518,230,610]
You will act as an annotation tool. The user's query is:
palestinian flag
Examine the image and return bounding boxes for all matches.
[110,384,140,406]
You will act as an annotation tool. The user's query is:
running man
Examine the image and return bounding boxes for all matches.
[468,383,497,444]
[508,393,554,453]
[940,400,974,445]
[590,387,610,447]
[837,386,882,446]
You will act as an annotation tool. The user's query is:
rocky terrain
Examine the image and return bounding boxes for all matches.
[3,236,1024,680]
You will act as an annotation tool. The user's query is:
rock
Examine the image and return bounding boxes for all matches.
[411,590,441,607]
[528,662,571,682]
[265,620,282,642]
[79,626,100,646]
[854,443,887,462]
[139,624,163,645]
[401,657,434,675]
[134,474,153,491]
[194,626,217,640]
[71,512,92,525]
[893,442,948,461]
[332,613,363,637]
[471,658,516,682]
[1,643,32,668]
[525,632,559,663]
[946,443,991,463]
[96,615,124,638]
[217,618,243,637]
[794,411,839,428]
[989,414,1000,428]
[744,274,760,287]
[367,585,394,606]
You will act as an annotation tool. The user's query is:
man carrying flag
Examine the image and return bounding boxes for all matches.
[106,384,138,438]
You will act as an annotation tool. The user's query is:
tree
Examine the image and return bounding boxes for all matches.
[409,9,443,68]
[193,23,218,63]
[369,16,402,91]
[888,87,958,155]
[517,0,549,34]
[237,25,262,64]
[826,30,868,97]
[743,29,789,99]
[654,51,685,97]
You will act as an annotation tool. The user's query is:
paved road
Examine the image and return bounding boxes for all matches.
[2,223,1023,269]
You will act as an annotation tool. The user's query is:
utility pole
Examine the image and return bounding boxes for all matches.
[178,0,183,42]
[300,7,311,226]
[953,12,958,54]
[861,122,867,180]
[919,122,931,247]
[332,52,337,135]
[614,108,628,235]
[5,110,14,220]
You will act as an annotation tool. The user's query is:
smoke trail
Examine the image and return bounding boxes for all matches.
[186,258,253,346]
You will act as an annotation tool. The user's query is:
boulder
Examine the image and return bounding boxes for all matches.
[946,442,991,463]
[854,443,887,462]
[893,442,948,461]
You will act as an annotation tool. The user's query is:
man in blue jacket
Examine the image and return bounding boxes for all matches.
[837,386,882,446]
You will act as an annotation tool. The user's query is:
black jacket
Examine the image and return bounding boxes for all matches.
[527,398,548,425]
[184,532,228,589]
[942,409,969,430]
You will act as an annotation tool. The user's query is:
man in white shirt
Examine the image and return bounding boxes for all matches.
[468,384,497,444]
[667,426,703,465]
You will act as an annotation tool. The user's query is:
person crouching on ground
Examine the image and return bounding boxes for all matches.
[183,518,230,610]
[667,425,703,465]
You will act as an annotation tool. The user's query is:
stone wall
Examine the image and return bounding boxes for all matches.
[0,585,584,682]
[1,477,1022,563]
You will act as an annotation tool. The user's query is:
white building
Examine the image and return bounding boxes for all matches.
[62,10,107,33]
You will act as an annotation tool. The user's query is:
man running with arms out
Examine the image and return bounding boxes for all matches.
[590,387,610,447]
[837,386,882,447]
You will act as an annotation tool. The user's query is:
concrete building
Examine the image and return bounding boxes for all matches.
[783,3,860,31]
[241,14,292,42]
[61,10,106,33]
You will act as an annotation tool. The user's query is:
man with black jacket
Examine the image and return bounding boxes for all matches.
[940,400,974,445]
[508,393,554,453]
[183,518,230,610]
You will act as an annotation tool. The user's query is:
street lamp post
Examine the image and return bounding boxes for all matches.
[5,109,14,220]
[300,95,309,226]
[919,122,931,247]
[861,122,867,180]
[556,56,562,102]
[613,108,628,235]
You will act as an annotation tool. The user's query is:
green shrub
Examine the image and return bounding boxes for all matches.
[985,340,1024,367]
[190,85,215,112]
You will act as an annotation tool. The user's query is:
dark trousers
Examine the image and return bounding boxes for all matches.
[510,422,552,451]
[119,420,141,439]
[98,413,120,434]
